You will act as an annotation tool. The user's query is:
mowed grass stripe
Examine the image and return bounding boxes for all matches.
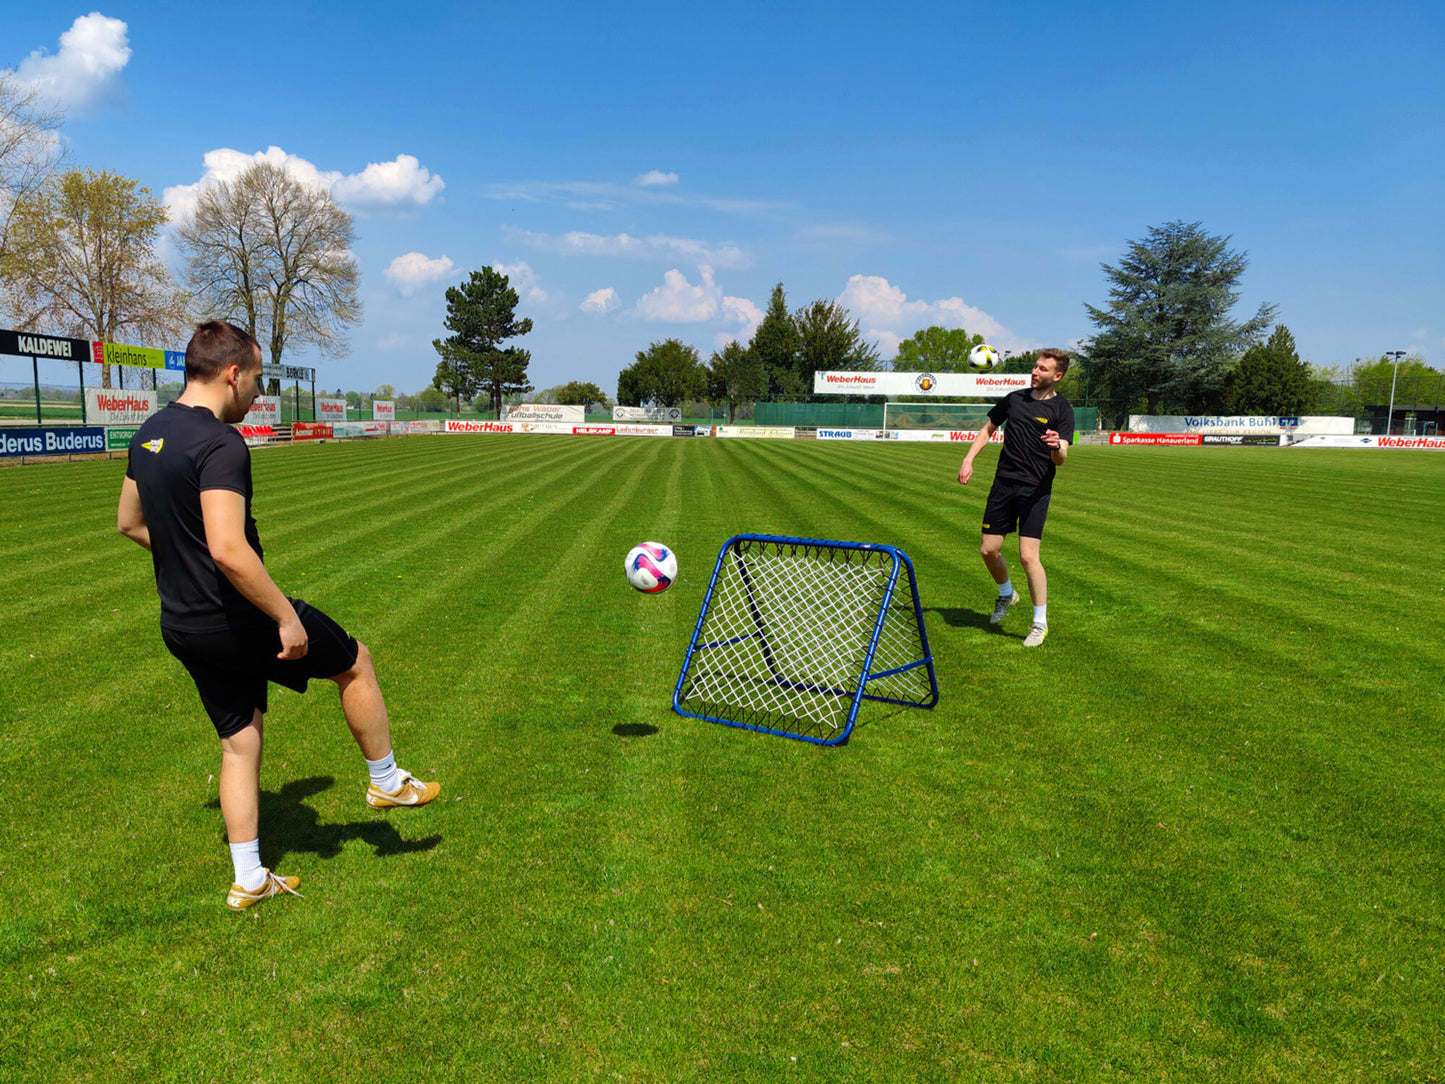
[2,437,1444,1081]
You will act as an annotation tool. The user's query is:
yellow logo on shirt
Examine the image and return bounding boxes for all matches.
[142,438,164,453]
[1034,416,1048,424]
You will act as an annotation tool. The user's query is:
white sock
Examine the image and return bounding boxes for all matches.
[367,750,402,793]
[1033,605,1047,626]
[998,579,1014,598]
[229,838,266,891]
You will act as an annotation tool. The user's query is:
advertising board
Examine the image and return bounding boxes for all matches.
[291,422,333,441]
[107,426,140,451]
[373,400,395,421]
[1128,415,1352,435]
[506,404,586,423]
[0,426,106,458]
[85,388,157,425]
[1108,433,1202,446]
[243,396,281,426]
[614,405,682,422]
[716,426,795,440]
[812,371,1029,397]
[316,397,348,421]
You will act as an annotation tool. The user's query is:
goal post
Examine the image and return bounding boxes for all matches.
[882,401,993,430]
[672,534,939,746]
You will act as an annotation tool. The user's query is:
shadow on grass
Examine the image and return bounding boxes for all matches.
[924,605,1026,636]
[612,723,659,738]
[206,775,442,867]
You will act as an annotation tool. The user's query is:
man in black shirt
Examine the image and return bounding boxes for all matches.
[118,321,439,910]
[957,349,1075,648]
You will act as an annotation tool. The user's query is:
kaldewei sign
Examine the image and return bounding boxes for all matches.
[85,388,157,425]
[813,371,1029,397]
[0,329,91,360]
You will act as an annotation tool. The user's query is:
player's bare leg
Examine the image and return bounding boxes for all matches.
[218,711,264,843]
[332,642,440,809]
[333,641,392,760]
[218,712,301,909]
[1019,536,1049,647]
[982,532,1020,623]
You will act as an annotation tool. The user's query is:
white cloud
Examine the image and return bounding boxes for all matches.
[721,295,764,341]
[580,287,619,315]
[635,170,679,187]
[385,252,456,296]
[332,154,444,206]
[504,227,751,270]
[636,267,720,323]
[10,14,131,110]
[492,260,552,304]
[164,146,445,221]
[836,274,1014,355]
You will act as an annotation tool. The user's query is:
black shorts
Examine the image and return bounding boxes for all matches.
[161,598,360,738]
[982,480,1053,539]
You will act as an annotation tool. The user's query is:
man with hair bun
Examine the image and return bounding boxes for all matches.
[118,320,439,911]
[958,348,1075,648]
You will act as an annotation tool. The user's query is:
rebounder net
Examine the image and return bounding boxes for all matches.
[672,534,938,745]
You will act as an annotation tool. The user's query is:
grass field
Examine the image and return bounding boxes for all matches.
[2,435,1442,1082]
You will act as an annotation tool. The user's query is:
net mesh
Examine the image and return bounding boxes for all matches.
[883,402,992,430]
[676,538,935,742]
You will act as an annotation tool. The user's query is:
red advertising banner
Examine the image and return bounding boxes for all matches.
[292,422,334,441]
[1108,433,1202,446]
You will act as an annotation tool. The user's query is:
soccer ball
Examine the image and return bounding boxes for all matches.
[968,344,1000,371]
[625,542,677,593]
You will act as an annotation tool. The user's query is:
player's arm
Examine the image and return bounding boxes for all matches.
[199,488,307,659]
[1044,432,1068,466]
[958,420,999,485]
[117,477,152,551]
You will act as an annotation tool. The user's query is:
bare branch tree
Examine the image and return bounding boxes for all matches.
[177,161,362,369]
[0,168,191,387]
[0,71,66,286]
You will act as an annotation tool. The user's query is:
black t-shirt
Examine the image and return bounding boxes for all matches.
[126,401,267,632]
[987,388,1075,489]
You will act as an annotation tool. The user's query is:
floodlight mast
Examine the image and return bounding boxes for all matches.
[1385,351,1408,435]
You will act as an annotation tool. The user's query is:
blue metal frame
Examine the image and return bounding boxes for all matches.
[672,534,939,746]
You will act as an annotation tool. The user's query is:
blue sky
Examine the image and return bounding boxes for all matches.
[5,1,1442,396]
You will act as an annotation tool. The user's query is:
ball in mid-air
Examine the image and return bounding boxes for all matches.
[967,344,1000,371]
[625,542,677,593]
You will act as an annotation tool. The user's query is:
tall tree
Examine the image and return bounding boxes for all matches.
[0,72,65,275]
[706,340,766,422]
[1083,220,1275,419]
[893,326,983,371]
[0,169,190,388]
[177,160,362,369]
[1223,325,1319,415]
[749,282,802,397]
[617,339,705,407]
[432,267,534,416]
[793,299,881,389]
[540,380,608,407]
